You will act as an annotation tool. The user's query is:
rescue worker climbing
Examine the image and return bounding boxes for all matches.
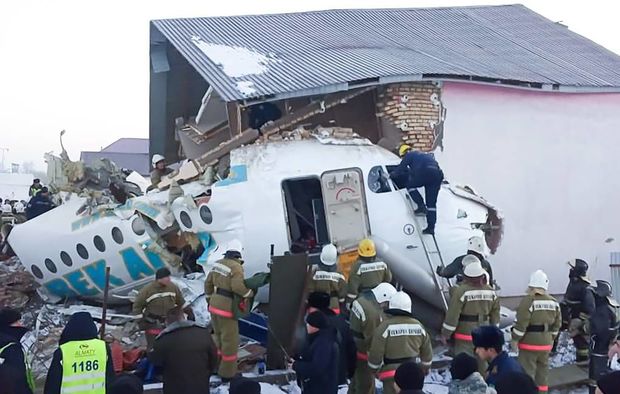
[307,244,347,314]
[511,270,561,394]
[560,258,595,363]
[437,236,494,287]
[44,312,115,394]
[205,243,254,381]
[150,154,174,188]
[347,239,392,303]
[587,280,620,394]
[389,143,444,235]
[348,282,397,394]
[368,291,433,394]
[441,258,500,373]
[132,267,192,350]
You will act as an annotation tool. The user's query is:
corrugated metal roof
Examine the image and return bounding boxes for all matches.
[151,5,620,102]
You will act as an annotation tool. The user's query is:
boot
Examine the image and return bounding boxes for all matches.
[422,227,435,235]
[414,207,427,216]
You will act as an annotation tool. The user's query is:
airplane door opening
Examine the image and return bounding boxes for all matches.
[321,168,370,251]
[282,177,329,254]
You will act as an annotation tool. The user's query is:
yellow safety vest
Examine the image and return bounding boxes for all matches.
[0,342,35,391]
[60,339,107,394]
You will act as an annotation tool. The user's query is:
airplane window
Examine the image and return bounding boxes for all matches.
[199,205,213,224]
[76,243,89,259]
[31,265,43,279]
[45,258,57,273]
[60,251,73,267]
[111,227,124,244]
[94,236,106,252]
[368,166,393,193]
[180,211,193,228]
[132,217,146,236]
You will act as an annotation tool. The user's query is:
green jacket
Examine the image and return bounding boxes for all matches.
[307,267,347,309]
[347,258,392,302]
[442,283,500,339]
[350,291,383,353]
[512,291,561,347]
[132,281,186,319]
[205,258,253,319]
[368,313,433,375]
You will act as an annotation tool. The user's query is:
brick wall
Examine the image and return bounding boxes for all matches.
[376,82,444,151]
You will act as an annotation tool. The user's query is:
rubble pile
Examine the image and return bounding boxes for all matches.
[0,256,38,309]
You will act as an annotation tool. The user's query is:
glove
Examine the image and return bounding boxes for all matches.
[435,266,443,276]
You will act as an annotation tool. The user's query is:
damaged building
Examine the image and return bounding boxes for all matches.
[149,4,620,297]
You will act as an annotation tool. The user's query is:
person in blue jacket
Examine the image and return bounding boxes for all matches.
[390,144,444,235]
[472,325,524,388]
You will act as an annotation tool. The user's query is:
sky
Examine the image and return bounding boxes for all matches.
[0,0,618,171]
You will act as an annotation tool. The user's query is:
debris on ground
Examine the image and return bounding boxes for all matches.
[0,256,38,309]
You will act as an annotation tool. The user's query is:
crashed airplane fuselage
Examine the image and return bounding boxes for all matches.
[8,137,503,318]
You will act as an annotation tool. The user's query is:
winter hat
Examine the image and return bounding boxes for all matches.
[305,311,328,329]
[230,377,261,394]
[450,352,478,380]
[0,308,21,327]
[155,267,171,280]
[597,371,620,394]
[494,371,537,394]
[394,361,425,390]
[307,292,331,310]
[472,325,505,350]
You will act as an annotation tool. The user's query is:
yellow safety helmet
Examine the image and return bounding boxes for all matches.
[398,144,412,157]
[358,238,376,257]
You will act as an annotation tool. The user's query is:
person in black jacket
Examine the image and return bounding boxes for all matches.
[588,280,620,393]
[0,309,33,394]
[26,187,55,220]
[307,292,356,384]
[293,311,339,394]
[149,306,218,394]
[44,312,115,394]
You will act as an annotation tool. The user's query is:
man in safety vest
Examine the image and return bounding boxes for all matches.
[0,308,34,394]
[44,312,115,394]
[349,282,397,394]
[511,270,561,394]
[347,239,392,303]
[368,291,433,394]
[28,179,42,198]
[307,244,347,314]
[560,258,595,364]
[132,267,192,350]
[441,258,500,373]
[205,244,253,381]
[588,280,620,393]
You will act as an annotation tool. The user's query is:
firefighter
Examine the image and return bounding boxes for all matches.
[348,282,397,394]
[511,270,561,394]
[347,239,393,303]
[588,280,620,394]
[560,258,595,363]
[368,291,433,394]
[437,236,494,287]
[441,258,500,373]
[150,154,174,188]
[307,244,347,314]
[389,144,444,235]
[132,267,192,350]
[205,245,253,381]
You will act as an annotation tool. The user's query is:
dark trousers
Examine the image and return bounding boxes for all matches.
[588,335,611,393]
[407,168,443,230]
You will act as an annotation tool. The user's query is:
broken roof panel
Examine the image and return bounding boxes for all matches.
[151,5,620,101]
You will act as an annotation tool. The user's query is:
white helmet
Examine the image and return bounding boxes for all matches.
[152,154,166,167]
[462,255,480,267]
[528,270,549,290]
[320,244,338,266]
[388,291,412,313]
[371,282,397,304]
[464,261,485,278]
[468,236,486,256]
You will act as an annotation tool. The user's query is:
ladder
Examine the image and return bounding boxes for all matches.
[387,173,452,311]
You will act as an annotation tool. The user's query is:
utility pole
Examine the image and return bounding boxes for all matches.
[0,147,8,172]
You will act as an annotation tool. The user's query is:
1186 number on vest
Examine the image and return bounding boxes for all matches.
[71,360,100,373]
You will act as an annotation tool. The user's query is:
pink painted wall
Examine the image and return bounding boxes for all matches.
[437,81,620,296]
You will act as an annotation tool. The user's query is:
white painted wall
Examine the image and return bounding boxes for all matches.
[436,82,620,296]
